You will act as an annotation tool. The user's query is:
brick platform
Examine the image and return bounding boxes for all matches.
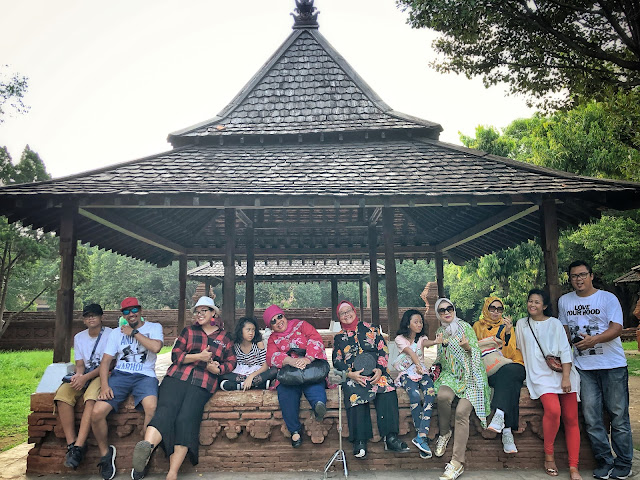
[27,386,595,474]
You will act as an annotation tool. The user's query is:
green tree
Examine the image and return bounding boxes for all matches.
[0,66,28,123]
[397,0,640,109]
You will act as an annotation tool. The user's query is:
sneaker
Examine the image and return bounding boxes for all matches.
[434,430,452,457]
[219,379,231,391]
[353,440,367,459]
[64,443,75,468]
[487,412,505,433]
[131,468,146,480]
[440,462,464,480]
[97,445,117,480]
[314,401,327,421]
[65,444,87,469]
[264,379,271,389]
[132,440,154,474]
[384,433,411,453]
[412,436,432,458]
[593,464,614,480]
[502,431,517,454]
[610,466,633,479]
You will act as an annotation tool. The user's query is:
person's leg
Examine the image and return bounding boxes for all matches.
[139,395,158,431]
[450,397,472,466]
[577,369,615,471]
[539,393,562,475]
[418,374,435,436]
[173,384,212,466]
[166,446,188,480]
[400,376,423,433]
[601,367,633,472]
[277,383,303,438]
[76,400,95,447]
[302,380,327,410]
[558,393,580,469]
[435,385,456,458]
[91,401,115,456]
[489,363,525,430]
[346,403,372,458]
[219,372,243,391]
[374,390,400,438]
[57,400,78,445]
[252,367,278,389]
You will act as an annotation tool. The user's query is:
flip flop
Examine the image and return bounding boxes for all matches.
[545,461,559,477]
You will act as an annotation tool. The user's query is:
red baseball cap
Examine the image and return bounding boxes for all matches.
[120,297,141,311]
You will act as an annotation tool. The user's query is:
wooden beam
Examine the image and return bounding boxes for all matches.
[540,199,561,316]
[368,224,380,327]
[331,279,339,325]
[177,255,187,333]
[245,213,255,319]
[369,207,383,225]
[359,279,364,321]
[236,209,254,227]
[436,205,539,252]
[435,251,445,298]
[54,204,77,363]
[79,208,185,255]
[223,208,237,332]
[383,207,399,336]
[186,244,436,257]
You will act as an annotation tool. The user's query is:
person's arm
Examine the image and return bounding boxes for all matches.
[423,333,443,348]
[217,337,237,375]
[121,322,163,353]
[266,336,288,368]
[301,321,327,361]
[97,353,115,400]
[574,322,623,350]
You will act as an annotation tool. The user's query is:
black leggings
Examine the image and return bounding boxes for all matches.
[345,390,400,442]
[488,362,526,429]
[219,367,278,390]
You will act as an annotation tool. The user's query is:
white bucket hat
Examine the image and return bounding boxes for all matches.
[192,296,217,313]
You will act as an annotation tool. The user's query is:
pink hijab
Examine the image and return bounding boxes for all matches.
[337,300,359,332]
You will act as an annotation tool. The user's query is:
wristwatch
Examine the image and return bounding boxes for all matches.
[131,329,139,337]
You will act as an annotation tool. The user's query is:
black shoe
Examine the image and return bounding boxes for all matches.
[594,464,614,480]
[291,431,303,448]
[314,401,327,421]
[65,444,86,469]
[384,434,411,453]
[97,445,117,480]
[610,466,633,480]
[353,441,367,459]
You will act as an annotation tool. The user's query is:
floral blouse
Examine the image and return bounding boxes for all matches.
[265,319,327,369]
[332,321,395,407]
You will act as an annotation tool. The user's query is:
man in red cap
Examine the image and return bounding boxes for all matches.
[91,297,164,480]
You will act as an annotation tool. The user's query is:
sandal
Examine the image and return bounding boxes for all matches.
[545,459,559,477]
[569,467,582,480]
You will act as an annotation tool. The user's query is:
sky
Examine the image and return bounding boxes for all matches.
[0,0,534,179]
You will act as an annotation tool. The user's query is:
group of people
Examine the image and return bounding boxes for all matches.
[53,259,633,480]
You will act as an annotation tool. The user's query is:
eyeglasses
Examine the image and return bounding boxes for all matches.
[339,308,354,317]
[122,307,140,315]
[437,306,455,315]
[270,314,284,325]
[194,309,212,316]
[488,306,504,313]
[570,272,590,280]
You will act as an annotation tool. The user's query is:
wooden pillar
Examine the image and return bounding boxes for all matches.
[368,224,380,327]
[541,199,561,315]
[54,204,77,363]
[223,208,237,331]
[245,216,255,319]
[358,279,364,321]
[204,280,211,298]
[383,207,399,335]
[177,255,187,334]
[331,278,339,324]
[435,251,445,298]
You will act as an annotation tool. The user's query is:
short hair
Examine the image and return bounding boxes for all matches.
[234,316,263,344]
[527,288,553,317]
[396,309,428,338]
[567,260,592,276]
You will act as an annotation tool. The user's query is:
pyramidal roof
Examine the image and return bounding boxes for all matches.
[168,24,442,145]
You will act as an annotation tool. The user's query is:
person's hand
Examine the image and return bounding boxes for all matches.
[208,360,221,375]
[242,374,256,391]
[120,323,134,337]
[415,364,426,375]
[98,386,114,400]
[459,334,471,352]
[197,346,213,363]
[433,333,443,345]
[348,368,368,387]
[291,357,310,370]
[370,368,382,384]
[70,373,86,390]
[561,375,571,393]
[574,334,597,351]
[503,316,513,331]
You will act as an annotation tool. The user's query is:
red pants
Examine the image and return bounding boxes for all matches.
[539,392,580,468]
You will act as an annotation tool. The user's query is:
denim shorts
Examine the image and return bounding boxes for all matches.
[104,370,158,412]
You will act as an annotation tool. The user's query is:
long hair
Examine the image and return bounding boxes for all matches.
[527,288,553,317]
[397,309,428,338]
[234,316,263,344]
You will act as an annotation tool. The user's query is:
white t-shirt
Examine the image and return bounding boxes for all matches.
[74,326,112,372]
[558,289,626,370]
[515,316,580,400]
[104,320,164,378]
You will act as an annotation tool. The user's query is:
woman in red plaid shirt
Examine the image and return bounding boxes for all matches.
[131,297,236,480]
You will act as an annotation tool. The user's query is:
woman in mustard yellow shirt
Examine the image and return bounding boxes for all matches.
[473,296,525,454]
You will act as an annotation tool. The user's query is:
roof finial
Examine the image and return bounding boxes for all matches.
[292,0,319,29]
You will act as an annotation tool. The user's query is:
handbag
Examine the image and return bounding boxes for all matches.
[527,317,563,373]
[477,324,513,376]
[61,327,105,385]
[277,359,330,386]
[352,352,377,376]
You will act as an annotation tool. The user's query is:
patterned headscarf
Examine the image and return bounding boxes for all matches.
[435,297,461,337]
[478,296,504,328]
[337,300,359,331]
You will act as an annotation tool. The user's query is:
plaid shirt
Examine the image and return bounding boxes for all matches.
[166,324,236,393]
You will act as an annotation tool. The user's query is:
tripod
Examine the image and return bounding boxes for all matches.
[323,382,348,478]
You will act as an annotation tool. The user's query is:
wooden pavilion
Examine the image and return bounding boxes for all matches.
[0,1,639,363]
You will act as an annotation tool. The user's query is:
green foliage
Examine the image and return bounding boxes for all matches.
[397,0,640,110]
[0,66,28,123]
[397,260,435,307]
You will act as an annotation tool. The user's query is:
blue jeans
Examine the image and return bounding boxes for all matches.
[578,367,633,469]
[277,381,327,434]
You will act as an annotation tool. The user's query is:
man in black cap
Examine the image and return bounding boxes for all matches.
[54,303,112,469]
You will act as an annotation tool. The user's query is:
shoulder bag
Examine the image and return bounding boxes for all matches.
[62,327,105,384]
[527,317,563,373]
[477,324,513,376]
[276,348,329,386]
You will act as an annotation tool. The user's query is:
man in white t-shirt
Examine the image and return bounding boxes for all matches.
[91,297,164,480]
[54,303,112,470]
[558,260,632,480]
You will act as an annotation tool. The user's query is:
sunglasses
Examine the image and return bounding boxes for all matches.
[122,307,140,315]
[488,306,504,313]
[437,306,455,315]
[270,313,284,325]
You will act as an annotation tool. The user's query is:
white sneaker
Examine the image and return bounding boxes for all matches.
[439,462,464,480]
[487,412,505,433]
[502,431,517,454]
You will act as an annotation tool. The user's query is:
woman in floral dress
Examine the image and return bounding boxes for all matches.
[332,300,411,459]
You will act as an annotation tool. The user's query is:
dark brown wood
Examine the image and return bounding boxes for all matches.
[359,279,364,320]
[204,280,211,298]
[330,278,338,324]
[435,251,444,298]
[54,204,77,363]
[177,255,187,333]
[541,199,561,316]
[245,215,255,319]
[368,224,380,327]
[223,208,237,331]
[383,207,399,335]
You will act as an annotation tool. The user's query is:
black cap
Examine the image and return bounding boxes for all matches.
[82,303,104,317]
